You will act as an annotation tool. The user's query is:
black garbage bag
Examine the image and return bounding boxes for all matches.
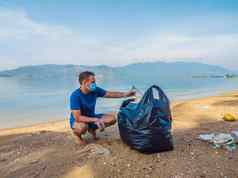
[118,85,174,153]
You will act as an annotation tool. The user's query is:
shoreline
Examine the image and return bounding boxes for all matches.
[0,86,237,130]
[1,89,237,134]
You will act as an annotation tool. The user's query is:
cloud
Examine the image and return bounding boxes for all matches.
[127,33,238,67]
[0,7,237,70]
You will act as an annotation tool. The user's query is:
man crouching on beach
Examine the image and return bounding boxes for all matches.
[69,71,135,145]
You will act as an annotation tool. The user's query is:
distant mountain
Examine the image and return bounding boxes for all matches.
[0,64,119,85]
[0,62,235,87]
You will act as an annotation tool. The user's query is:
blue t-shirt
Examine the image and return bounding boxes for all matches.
[69,87,107,128]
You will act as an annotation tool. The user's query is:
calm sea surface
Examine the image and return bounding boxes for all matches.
[0,77,237,128]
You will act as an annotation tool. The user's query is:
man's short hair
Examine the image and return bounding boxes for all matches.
[78,71,95,84]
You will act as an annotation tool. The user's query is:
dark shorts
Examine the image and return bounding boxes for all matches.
[70,113,104,130]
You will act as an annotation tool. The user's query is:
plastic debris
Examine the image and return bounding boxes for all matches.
[198,133,237,151]
[223,113,237,122]
[198,133,215,141]
[231,130,238,143]
[76,144,111,158]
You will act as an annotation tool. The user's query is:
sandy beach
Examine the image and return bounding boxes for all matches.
[0,91,238,178]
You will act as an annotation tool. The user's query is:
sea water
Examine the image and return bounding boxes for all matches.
[0,77,237,128]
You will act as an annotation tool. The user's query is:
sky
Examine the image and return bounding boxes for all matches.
[0,0,238,70]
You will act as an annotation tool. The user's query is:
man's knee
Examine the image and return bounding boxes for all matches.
[105,113,117,125]
[111,117,117,125]
[73,122,88,135]
[110,115,117,125]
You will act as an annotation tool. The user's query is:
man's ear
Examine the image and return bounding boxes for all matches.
[81,80,87,86]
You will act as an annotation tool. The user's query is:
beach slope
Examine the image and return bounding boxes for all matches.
[0,91,238,178]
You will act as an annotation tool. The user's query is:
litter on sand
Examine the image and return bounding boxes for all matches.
[198,131,238,151]
[231,130,238,143]
[222,113,238,122]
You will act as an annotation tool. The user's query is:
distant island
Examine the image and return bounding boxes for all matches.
[192,74,238,79]
[0,61,237,86]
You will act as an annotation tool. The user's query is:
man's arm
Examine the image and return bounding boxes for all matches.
[72,110,97,123]
[104,90,135,98]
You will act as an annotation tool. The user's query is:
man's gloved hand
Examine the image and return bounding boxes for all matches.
[94,119,105,131]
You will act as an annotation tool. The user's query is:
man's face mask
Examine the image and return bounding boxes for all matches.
[88,82,97,92]
[83,76,97,92]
